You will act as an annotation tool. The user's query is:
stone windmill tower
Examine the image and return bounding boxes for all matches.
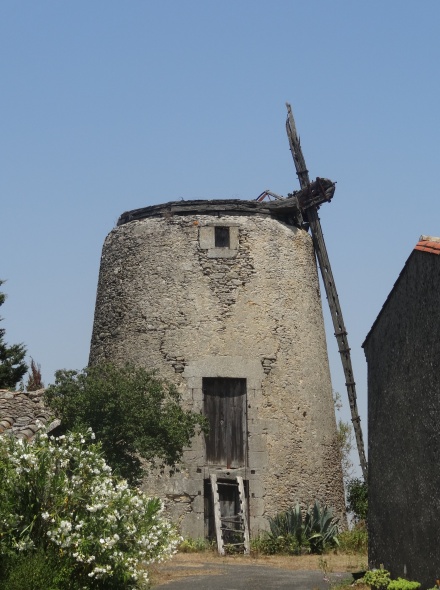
[89,108,348,549]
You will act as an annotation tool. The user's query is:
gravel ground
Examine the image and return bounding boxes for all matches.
[150,553,360,589]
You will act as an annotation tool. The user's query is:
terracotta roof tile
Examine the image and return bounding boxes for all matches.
[0,389,60,440]
[415,235,440,255]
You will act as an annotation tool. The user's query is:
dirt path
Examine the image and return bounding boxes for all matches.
[150,552,367,588]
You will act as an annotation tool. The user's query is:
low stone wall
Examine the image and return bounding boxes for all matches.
[0,388,59,439]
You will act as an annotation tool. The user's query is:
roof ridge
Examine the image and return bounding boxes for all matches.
[415,238,440,255]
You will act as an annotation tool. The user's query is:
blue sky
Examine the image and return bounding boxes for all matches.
[2,1,440,473]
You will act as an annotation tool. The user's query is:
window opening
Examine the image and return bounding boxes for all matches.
[215,226,230,248]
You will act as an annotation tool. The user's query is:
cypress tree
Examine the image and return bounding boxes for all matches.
[0,280,27,389]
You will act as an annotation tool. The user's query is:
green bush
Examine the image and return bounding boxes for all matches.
[346,478,368,522]
[337,523,368,553]
[361,570,421,590]
[388,579,421,590]
[251,533,303,555]
[362,568,391,590]
[178,538,215,553]
[45,363,207,484]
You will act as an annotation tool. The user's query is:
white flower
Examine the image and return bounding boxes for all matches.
[59,520,72,531]
[0,427,178,585]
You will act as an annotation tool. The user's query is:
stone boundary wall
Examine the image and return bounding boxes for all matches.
[0,389,60,440]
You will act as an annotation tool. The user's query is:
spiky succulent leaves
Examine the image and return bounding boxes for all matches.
[268,510,287,537]
[287,504,305,547]
[304,501,340,553]
[267,503,306,553]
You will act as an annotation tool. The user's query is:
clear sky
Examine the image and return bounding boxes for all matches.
[2,1,439,473]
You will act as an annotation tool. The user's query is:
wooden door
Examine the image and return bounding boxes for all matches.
[203,377,246,468]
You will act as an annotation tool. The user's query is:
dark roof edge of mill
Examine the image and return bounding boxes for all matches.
[117,197,301,227]
[362,235,440,349]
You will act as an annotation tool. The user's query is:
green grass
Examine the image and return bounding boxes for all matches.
[178,538,216,553]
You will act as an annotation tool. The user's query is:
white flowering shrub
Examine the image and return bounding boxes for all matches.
[0,429,180,589]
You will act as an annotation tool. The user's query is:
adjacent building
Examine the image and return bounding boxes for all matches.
[363,236,440,588]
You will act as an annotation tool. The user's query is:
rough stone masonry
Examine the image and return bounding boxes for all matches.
[89,199,345,538]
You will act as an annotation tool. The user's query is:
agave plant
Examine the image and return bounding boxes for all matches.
[266,501,339,554]
[268,503,305,548]
[304,501,340,554]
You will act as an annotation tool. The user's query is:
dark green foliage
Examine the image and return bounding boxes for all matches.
[0,281,27,389]
[262,501,340,555]
[346,478,368,522]
[44,363,207,484]
[0,547,80,590]
[0,545,140,590]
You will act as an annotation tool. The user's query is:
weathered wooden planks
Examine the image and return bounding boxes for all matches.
[285,102,368,480]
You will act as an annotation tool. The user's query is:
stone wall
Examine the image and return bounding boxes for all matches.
[364,248,440,588]
[89,206,345,537]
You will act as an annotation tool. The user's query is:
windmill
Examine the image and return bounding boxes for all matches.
[259,104,368,480]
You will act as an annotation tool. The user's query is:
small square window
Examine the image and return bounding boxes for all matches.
[199,225,238,258]
[215,226,230,248]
